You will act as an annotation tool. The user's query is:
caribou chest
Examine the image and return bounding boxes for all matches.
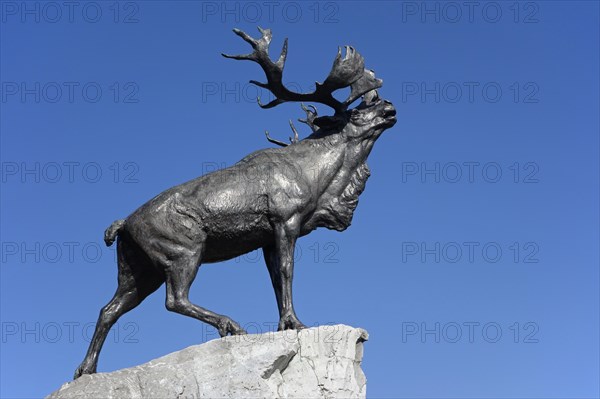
[308,161,371,232]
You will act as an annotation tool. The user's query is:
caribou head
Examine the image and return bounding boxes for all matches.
[222,27,397,147]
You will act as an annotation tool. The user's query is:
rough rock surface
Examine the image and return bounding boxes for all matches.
[48,324,368,399]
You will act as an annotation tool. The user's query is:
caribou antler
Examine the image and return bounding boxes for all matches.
[264,119,301,147]
[298,103,319,133]
[222,27,382,114]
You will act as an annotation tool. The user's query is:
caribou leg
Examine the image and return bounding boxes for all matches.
[164,244,247,338]
[263,222,306,331]
[74,239,163,379]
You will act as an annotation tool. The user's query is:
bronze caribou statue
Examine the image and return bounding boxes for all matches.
[74,27,397,379]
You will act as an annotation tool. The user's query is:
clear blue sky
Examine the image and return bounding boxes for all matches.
[1,1,598,398]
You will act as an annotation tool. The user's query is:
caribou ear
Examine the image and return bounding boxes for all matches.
[313,115,347,130]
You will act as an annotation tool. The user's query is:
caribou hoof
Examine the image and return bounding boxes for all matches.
[217,318,247,337]
[73,363,96,380]
[278,314,306,331]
